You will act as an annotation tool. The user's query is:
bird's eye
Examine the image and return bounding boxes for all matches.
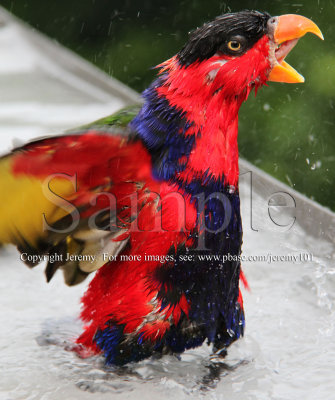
[227,40,241,51]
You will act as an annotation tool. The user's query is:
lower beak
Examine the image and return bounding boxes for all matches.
[268,14,324,83]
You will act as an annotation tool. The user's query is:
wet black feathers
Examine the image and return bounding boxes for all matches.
[178,10,271,66]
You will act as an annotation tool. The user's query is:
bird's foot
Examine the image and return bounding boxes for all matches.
[209,347,228,363]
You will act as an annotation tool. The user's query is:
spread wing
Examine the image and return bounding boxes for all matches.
[0,106,156,285]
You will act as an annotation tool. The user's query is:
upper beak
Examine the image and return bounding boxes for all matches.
[268,14,324,84]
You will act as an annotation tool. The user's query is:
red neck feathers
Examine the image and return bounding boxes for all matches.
[157,35,271,187]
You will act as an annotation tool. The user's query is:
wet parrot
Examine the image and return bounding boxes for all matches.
[0,11,323,365]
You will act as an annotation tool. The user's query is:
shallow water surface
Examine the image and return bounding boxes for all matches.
[1,210,334,400]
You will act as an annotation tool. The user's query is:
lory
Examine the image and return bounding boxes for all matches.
[0,11,323,365]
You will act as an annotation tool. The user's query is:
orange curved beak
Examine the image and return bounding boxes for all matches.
[268,14,324,84]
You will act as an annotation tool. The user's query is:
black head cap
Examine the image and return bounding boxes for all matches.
[178,10,271,66]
